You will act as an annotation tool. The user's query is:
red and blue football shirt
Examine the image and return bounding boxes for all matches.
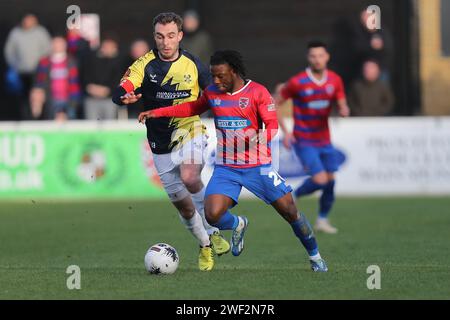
[152,80,278,168]
[280,68,345,146]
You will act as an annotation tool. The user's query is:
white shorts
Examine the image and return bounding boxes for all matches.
[152,135,207,202]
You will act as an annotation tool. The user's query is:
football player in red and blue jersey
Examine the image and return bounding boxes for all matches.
[139,50,328,272]
[276,41,350,234]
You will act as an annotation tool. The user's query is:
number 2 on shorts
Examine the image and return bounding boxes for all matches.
[268,171,284,187]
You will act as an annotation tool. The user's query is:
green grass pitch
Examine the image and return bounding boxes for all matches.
[0,197,449,299]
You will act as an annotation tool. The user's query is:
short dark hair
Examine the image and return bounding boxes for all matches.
[210,50,247,78]
[52,33,66,40]
[102,32,120,44]
[307,40,328,51]
[153,12,183,32]
[363,57,380,66]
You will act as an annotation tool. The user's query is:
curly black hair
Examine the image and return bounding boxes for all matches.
[210,50,246,78]
[307,40,328,51]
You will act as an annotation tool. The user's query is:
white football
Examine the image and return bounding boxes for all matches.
[144,243,179,275]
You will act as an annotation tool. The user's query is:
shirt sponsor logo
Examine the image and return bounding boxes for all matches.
[216,117,250,129]
[156,91,191,100]
[308,100,330,109]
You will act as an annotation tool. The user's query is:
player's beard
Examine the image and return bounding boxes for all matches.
[215,82,231,93]
[158,47,179,61]
[310,65,326,74]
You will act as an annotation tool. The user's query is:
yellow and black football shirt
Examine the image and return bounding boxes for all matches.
[113,48,210,154]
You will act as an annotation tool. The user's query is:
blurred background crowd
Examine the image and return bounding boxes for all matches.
[0,0,448,122]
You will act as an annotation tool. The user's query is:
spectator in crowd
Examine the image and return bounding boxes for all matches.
[348,59,394,116]
[67,28,91,60]
[129,39,150,62]
[66,27,91,119]
[352,9,394,83]
[4,13,51,120]
[30,36,81,121]
[330,8,394,88]
[82,35,122,120]
[122,39,149,119]
[181,10,213,66]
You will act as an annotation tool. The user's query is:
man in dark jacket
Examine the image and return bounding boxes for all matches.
[83,36,122,120]
[348,59,394,116]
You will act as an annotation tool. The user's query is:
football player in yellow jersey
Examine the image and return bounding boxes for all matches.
[112,12,229,271]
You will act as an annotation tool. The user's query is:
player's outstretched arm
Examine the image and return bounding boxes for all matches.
[120,91,142,104]
[138,95,210,124]
[138,109,156,123]
[112,85,142,105]
[112,59,146,106]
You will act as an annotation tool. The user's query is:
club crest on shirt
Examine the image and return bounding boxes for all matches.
[213,98,221,106]
[239,97,249,109]
[326,84,335,95]
[184,74,192,83]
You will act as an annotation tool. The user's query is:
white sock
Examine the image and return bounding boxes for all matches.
[179,210,210,247]
[309,253,322,262]
[191,188,219,235]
